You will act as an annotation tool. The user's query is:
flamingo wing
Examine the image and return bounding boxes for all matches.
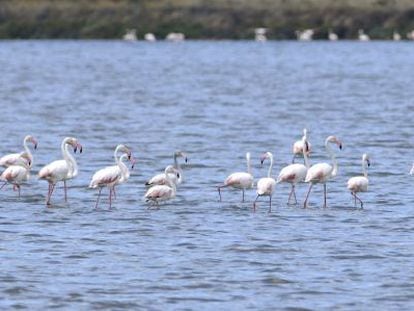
[277,164,307,183]
[1,165,29,183]
[145,185,174,201]
[89,165,121,188]
[305,163,333,183]
[257,177,276,195]
[225,172,253,188]
[39,160,69,182]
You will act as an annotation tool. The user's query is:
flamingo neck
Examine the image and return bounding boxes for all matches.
[23,137,33,165]
[303,144,310,169]
[325,139,338,177]
[246,155,251,175]
[165,170,177,193]
[119,155,129,180]
[362,159,368,178]
[267,155,273,178]
[61,138,77,177]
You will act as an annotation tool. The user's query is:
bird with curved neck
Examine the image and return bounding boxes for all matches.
[0,152,31,197]
[89,144,132,209]
[145,151,188,187]
[218,152,254,202]
[347,153,370,208]
[278,135,310,204]
[303,135,342,208]
[38,137,82,206]
[253,152,276,212]
[292,128,311,164]
[144,165,179,206]
[0,135,38,168]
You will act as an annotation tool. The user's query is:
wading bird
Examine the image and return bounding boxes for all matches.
[292,128,311,163]
[146,151,188,187]
[218,152,254,202]
[347,153,370,208]
[89,144,132,209]
[144,165,179,206]
[0,152,31,197]
[303,136,342,208]
[0,135,38,168]
[278,135,310,204]
[38,137,82,205]
[253,152,276,211]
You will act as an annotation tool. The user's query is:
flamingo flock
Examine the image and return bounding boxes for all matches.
[0,130,410,210]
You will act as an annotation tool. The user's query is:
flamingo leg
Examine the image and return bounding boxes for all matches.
[292,185,298,204]
[109,187,113,209]
[17,185,21,198]
[217,185,228,202]
[47,183,56,205]
[95,187,103,209]
[253,194,259,211]
[291,154,296,164]
[303,183,313,208]
[269,195,272,213]
[242,189,245,203]
[113,187,117,200]
[353,192,364,208]
[287,186,293,204]
[354,193,357,207]
[0,181,7,190]
[323,184,327,208]
[64,180,68,202]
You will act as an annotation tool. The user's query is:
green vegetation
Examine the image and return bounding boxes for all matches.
[1,0,414,39]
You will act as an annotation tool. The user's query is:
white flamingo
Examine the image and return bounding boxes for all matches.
[144,165,179,206]
[89,144,132,209]
[278,135,310,204]
[347,153,370,208]
[218,152,254,202]
[145,151,188,187]
[0,135,38,168]
[292,128,311,163]
[303,136,342,208]
[0,152,31,197]
[358,29,370,41]
[38,137,82,205]
[253,152,276,211]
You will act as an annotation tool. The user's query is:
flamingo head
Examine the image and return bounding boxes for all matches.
[66,137,82,153]
[25,135,38,150]
[116,144,132,159]
[130,155,137,170]
[327,136,342,150]
[303,128,309,138]
[246,152,251,162]
[19,152,31,168]
[260,152,273,165]
[362,153,370,167]
[175,151,188,163]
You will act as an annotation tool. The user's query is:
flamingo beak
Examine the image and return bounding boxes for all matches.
[185,157,188,163]
[130,157,136,169]
[260,155,266,166]
[338,142,343,150]
[367,159,371,167]
[127,151,132,160]
[33,140,38,150]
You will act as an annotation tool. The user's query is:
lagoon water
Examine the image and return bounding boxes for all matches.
[0,40,413,310]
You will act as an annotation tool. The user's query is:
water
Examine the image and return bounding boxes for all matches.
[0,40,413,310]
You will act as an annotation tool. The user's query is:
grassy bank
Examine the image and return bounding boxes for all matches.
[1,0,414,39]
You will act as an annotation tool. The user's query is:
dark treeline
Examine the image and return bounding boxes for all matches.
[1,0,414,39]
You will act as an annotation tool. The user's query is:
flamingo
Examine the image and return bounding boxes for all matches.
[292,128,311,163]
[38,137,82,205]
[0,135,38,168]
[278,135,310,204]
[347,153,370,208]
[303,136,342,208]
[145,151,188,187]
[0,152,31,197]
[410,163,414,175]
[218,152,254,202]
[89,144,132,209]
[144,165,179,206]
[253,152,276,211]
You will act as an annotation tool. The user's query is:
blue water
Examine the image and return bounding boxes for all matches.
[0,40,413,310]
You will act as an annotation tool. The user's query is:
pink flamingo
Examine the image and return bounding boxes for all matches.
[292,128,311,163]
[89,144,132,209]
[0,135,38,168]
[218,152,254,202]
[0,152,31,197]
[277,135,310,204]
[347,153,370,208]
[38,137,82,205]
[303,136,342,208]
[253,152,276,211]
[144,165,179,206]
[146,151,188,187]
